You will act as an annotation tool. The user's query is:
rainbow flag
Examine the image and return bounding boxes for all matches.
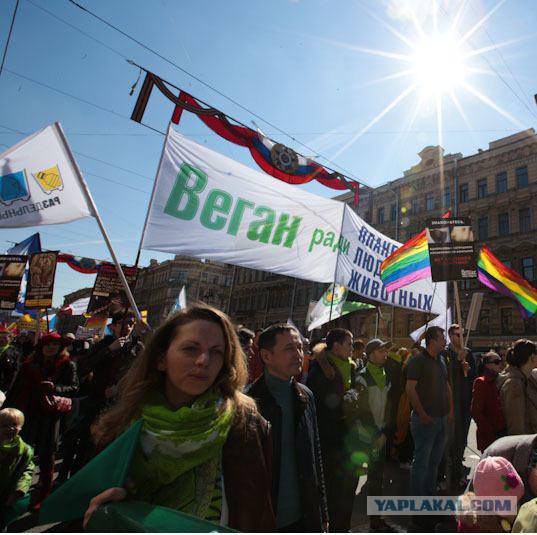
[380,211,451,293]
[477,245,537,320]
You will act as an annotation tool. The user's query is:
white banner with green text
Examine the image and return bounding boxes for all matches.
[141,126,447,315]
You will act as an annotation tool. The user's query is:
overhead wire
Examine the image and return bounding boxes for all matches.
[0,123,154,183]
[467,2,537,120]
[64,0,371,188]
[0,0,20,80]
[437,2,537,121]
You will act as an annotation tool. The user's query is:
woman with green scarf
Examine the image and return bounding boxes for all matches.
[85,304,275,532]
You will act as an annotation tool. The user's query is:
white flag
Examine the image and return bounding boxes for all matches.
[0,123,94,227]
[410,308,452,345]
[167,286,187,319]
[307,284,348,331]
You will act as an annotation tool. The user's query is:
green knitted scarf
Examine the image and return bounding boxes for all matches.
[328,353,353,391]
[367,361,387,389]
[129,389,234,520]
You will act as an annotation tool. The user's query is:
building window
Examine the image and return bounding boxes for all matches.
[479,309,490,335]
[459,183,469,203]
[426,194,434,211]
[516,166,529,188]
[522,257,535,281]
[524,317,537,335]
[407,314,414,334]
[496,171,508,193]
[500,308,512,335]
[498,213,509,236]
[411,199,419,214]
[478,216,488,241]
[477,178,488,199]
[378,207,385,224]
[519,208,531,233]
[443,186,451,208]
[460,279,472,290]
[502,259,512,269]
[390,204,396,222]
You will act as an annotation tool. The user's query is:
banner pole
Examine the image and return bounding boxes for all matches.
[226,266,237,315]
[45,308,50,332]
[289,278,297,321]
[453,280,468,377]
[328,206,347,323]
[134,123,170,267]
[54,123,142,321]
[34,309,42,344]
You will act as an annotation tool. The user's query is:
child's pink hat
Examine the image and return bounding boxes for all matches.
[473,456,524,500]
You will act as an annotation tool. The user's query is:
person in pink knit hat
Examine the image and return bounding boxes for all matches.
[457,456,524,532]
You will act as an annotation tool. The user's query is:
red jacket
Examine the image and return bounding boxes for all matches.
[471,374,506,452]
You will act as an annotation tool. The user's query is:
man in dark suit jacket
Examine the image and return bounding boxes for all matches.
[248,323,328,532]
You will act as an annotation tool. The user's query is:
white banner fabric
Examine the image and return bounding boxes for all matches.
[142,126,343,283]
[142,126,448,315]
[307,284,347,331]
[410,308,453,345]
[0,123,94,227]
[335,206,447,315]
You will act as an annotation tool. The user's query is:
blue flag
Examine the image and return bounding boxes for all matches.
[7,233,42,316]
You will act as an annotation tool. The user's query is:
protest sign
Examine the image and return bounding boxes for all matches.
[0,254,27,310]
[336,207,448,314]
[141,126,447,315]
[75,325,101,340]
[88,264,139,315]
[24,251,58,309]
[18,315,47,333]
[426,217,477,282]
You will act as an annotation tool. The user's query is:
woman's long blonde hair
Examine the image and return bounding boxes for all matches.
[93,303,253,448]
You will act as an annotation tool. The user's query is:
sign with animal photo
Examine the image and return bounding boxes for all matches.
[24,251,59,308]
[426,217,477,282]
[88,263,138,315]
[0,254,28,310]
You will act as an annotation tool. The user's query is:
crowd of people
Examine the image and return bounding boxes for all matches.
[0,304,536,532]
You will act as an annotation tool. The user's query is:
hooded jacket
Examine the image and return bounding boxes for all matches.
[497,366,531,436]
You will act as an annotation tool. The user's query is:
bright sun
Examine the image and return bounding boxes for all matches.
[321,0,522,168]
[411,33,467,98]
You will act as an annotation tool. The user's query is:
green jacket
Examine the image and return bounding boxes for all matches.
[0,437,34,502]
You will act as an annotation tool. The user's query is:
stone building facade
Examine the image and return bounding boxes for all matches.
[337,128,537,348]
[134,256,233,327]
[132,129,536,347]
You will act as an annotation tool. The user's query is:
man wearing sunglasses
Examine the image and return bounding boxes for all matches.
[444,324,477,491]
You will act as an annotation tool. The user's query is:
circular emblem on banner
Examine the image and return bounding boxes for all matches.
[79,257,97,271]
[270,144,299,173]
[322,286,346,307]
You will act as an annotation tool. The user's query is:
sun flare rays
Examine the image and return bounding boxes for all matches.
[322,0,524,162]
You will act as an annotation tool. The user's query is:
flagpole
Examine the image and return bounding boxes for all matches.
[289,278,297,321]
[226,265,237,315]
[135,122,170,267]
[328,206,347,323]
[453,280,468,377]
[55,123,142,321]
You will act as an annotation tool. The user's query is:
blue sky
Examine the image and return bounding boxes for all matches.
[0,0,536,306]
